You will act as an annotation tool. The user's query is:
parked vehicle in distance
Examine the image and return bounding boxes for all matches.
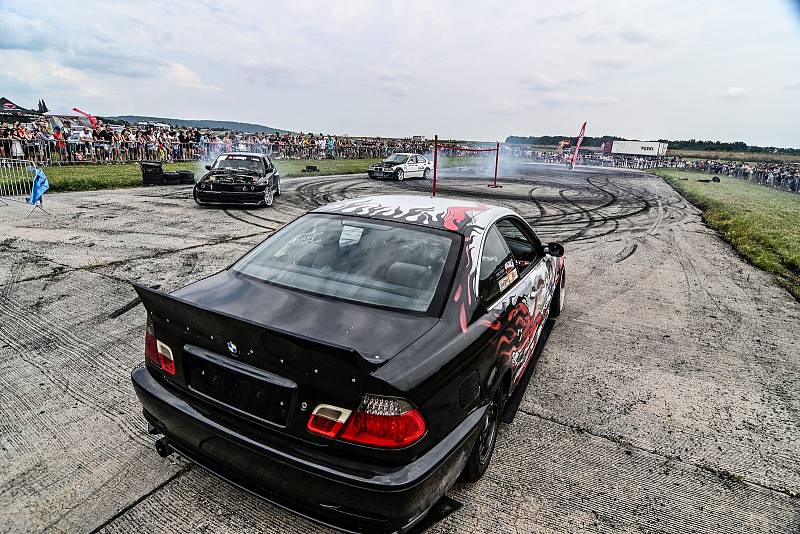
[131,195,566,533]
[194,152,281,207]
[368,153,432,181]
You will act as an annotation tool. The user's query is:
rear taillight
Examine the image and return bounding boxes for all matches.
[157,340,176,375]
[144,314,176,376]
[338,395,426,448]
[144,315,159,366]
[306,405,352,438]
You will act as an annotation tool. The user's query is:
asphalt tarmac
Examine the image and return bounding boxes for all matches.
[1,162,798,533]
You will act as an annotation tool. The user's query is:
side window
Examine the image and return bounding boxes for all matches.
[479,225,517,304]
[411,155,419,163]
[496,218,542,270]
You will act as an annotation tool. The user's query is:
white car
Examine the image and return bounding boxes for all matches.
[368,153,433,181]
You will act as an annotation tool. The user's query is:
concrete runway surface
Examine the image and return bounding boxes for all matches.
[0,163,798,533]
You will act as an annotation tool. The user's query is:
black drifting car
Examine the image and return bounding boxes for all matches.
[194,152,281,207]
[131,195,566,533]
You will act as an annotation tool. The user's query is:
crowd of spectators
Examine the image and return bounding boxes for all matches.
[509,146,663,169]
[660,157,800,193]
[509,146,800,193]
[3,119,797,194]
[0,119,431,164]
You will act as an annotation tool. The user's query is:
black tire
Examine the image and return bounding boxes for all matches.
[275,178,282,196]
[143,176,165,186]
[550,268,565,317]
[263,188,274,207]
[179,170,195,185]
[396,168,405,181]
[423,168,431,180]
[462,388,502,482]
[192,188,201,205]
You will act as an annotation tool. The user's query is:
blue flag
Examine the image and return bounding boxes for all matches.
[29,168,49,205]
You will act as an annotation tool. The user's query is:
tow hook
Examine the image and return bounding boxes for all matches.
[155,437,173,458]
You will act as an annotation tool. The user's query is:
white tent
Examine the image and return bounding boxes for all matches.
[44,107,92,129]
[43,106,84,118]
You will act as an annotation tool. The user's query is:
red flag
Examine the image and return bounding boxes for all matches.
[570,122,587,167]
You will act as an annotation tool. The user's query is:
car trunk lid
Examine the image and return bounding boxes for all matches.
[133,274,438,441]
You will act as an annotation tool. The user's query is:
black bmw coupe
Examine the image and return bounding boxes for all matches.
[194,152,281,207]
[132,195,566,532]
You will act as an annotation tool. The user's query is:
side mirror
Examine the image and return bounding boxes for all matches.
[543,242,564,257]
[205,164,211,171]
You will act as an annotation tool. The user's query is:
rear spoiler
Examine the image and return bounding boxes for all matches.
[132,283,375,371]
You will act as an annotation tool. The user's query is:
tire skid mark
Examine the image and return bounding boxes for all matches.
[614,243,639,263]
[0,291,154,455]
[222,209,275,230]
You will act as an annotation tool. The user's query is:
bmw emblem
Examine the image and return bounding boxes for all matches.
[226,341,239,356]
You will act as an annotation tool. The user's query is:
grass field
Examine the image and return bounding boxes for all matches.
[656,169,800,299]
[40,156,489,193]
[42,159,380,193]
[43,163,191,192]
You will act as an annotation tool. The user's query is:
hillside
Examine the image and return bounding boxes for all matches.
[104,115,289,134]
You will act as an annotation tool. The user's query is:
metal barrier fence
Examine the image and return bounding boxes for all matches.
[0,138,432,166]
[0,158,48,217]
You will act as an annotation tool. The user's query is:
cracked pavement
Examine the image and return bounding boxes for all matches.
[1,163,798,533]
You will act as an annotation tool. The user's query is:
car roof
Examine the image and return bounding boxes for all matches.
[217,152,268,158]
[389,152,419,157]
[313,194,515,235]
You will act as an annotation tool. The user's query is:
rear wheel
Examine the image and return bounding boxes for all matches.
[462,388,502,482]
[275,178,282,196]
[423,168,431,180]
[550,268,565,317]
[396,168,405,181]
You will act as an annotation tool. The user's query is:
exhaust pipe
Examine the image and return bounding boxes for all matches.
[155,437,173,458]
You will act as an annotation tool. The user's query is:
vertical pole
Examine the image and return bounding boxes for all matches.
[494,141,499,187]
[432,134,438,197]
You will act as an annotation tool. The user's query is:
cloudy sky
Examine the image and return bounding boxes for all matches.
[1,0,799,146]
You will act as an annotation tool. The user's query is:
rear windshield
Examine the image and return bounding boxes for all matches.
[231,214,460,314]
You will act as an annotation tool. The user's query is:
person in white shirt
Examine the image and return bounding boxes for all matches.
[79,128,93,156]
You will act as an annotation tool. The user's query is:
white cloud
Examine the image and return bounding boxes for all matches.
[596,59,630,70]
[720,87,749,100]
[523,73,560,91]
[575,31,608,44]
[375,74,411,98]
[617,28,674,48]
[243,59,307,89]
[160,62,220,91]
[0,11,49,51]
[0,0,797,146]
[535,91,618,106]
[534,11,583,24]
